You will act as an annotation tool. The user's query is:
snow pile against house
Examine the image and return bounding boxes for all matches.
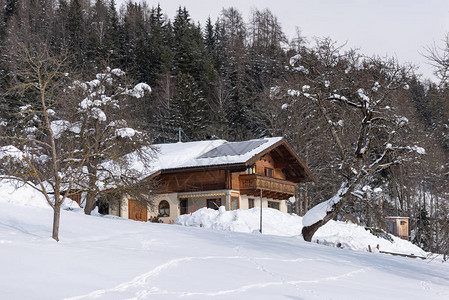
[176,206,302,236]
[176,206,426,256]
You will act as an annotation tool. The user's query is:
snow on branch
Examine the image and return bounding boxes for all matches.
[0,145,24,160]
[115,128,137,138]
[125,83,152,98]
[302,183,349,227]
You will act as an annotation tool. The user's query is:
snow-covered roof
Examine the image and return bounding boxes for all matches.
[149,137,283,175]
[103,136,315,184]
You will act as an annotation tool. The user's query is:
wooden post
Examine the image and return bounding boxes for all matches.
[259,189,263,234]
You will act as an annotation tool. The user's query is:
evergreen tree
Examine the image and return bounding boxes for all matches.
[172,7,193,74]
[204,17,215,56]
[2,0,19,38]
[166,74,209,141]
[413,206,431,250]
[68,0,86,68]
[103,0,120,67]
[147,4,166,85]
[53,0,70,54]
[214,7,260,140]
[85,0,109,68]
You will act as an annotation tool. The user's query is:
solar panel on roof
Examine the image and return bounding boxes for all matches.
[197,139,268,159]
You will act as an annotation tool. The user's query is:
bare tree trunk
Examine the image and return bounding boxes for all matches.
[422,182,426,212]
[304,183,309,213]
[302,181,356,242]
[393,181,398,215]
[52,204,61,242]
[84,164,98,215]
[302,221,323,242]
[84,191,96,215]
[366,195,371,227]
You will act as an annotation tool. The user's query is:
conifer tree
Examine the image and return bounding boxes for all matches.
[413,206,431,250]
[166,74,209,141]
[204,17,215,56]
[85,0,109,69]
[68,0,86,68]
[104,0,120,67]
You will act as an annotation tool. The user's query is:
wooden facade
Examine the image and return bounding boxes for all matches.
[155,158,299,200]
[67,193,82,206]
[157,169,227,194]
[154,141,315,202]
[239,174,295,199]
[386,217,409,240]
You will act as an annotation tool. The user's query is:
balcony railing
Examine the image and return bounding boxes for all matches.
[239,174,295,199]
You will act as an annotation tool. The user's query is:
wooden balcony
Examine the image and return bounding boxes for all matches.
[239,174,296,200]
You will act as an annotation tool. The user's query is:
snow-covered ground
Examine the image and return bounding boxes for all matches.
[176,206,426,256]
[1,180,449,300]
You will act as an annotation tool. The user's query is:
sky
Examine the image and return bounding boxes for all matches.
[117,0,449,81]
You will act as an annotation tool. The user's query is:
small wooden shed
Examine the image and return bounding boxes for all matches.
[385,217,409,240]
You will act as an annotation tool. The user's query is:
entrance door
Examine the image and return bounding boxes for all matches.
[180,198,188,215]
[128,199,148,222]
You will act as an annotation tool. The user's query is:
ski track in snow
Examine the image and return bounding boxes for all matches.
[64,255,366,300]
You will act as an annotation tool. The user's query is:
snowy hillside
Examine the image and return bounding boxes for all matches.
[1,181,449,300]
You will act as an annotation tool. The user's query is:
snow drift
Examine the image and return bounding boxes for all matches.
[176,206,426,256]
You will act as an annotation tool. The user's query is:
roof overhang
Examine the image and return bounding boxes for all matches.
[151,138,316,183]
[246,139,317,183]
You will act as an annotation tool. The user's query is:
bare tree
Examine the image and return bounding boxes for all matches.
[424,33,449,84]
[0,44,86,241]
[279,39,425,241]
[0,44,156,241]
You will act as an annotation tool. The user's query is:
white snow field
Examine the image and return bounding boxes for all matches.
[1,181,449,300]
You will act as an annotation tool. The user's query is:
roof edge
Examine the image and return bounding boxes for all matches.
[246,138,317,183]
[157,162,247,175]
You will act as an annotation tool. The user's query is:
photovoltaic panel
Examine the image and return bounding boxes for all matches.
[197,139,268,159]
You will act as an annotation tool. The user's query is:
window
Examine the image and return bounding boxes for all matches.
[248,198,254,209]
[264,168,273,177]
[246,165,255,174]
[180,198,188,215]
[268,201,279,210]
[158,200,170,217]
[231,197,239,210]
[207,199,221,210]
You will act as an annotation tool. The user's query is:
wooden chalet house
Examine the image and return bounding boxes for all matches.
[104,137,316,223]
